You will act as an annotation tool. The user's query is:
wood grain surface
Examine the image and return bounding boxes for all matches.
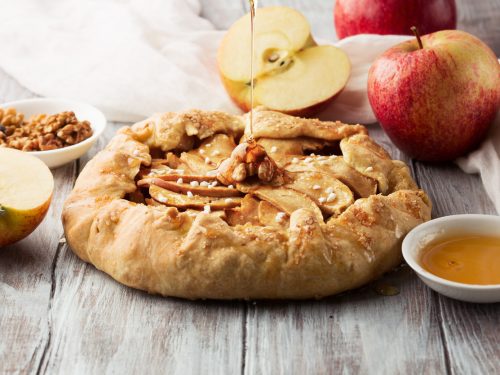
[1,0,499,374]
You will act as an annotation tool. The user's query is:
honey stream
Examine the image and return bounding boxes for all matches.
[248,0,257,143]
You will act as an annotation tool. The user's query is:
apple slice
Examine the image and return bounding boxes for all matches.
[192,134,236,165]
[249,186,324,224]
[258,137,328,157]
[225,194,261,226]
[138,178,241,197]
[0,148,54,247]
[284,171,354,217]
[217,6,351,117]
[284,156,378,198]
[149,185,242,210]
[258,200,289,228]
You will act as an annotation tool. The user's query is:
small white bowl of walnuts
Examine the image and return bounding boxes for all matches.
[0,98,107,168]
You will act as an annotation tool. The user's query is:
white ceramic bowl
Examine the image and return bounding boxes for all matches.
[0,98,106,168]
[402,214,500,303]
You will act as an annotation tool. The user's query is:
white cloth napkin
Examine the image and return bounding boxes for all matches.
[456,113,500,214]
[0,0,410,124]
[0,0,498,212]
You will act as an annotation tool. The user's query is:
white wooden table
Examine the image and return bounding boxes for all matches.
[1,1,499,374]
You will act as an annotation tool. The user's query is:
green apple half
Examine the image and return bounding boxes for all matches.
[217,6,351,117]
[0,148,54,247]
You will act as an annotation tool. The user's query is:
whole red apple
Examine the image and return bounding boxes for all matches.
[368,29,500,161]
[335,0,457,39]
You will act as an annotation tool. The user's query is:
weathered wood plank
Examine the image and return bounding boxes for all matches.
[438,299,500,375]
[457,0,500,55]
[415,163,496,217]
[0,70,36,103]
[246,271,448,374]
[257,0,336,41]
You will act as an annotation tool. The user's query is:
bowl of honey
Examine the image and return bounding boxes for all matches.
[402,214,500,303]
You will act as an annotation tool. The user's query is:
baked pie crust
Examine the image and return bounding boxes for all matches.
[62,107,431,299]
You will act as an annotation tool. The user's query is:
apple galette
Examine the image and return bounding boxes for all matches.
[62,108,431,299]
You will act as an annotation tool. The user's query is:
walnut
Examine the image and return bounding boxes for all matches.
[57,121,92,145]
[257,158,274,182]
[0,109,93,151]
[42,111,75,133]
[21,139,40,152]
[0,108,24,127]
[231,163,247,182]
[216,141,284,186]
[38,133,63,150]
[8,137,29,151]
[0,130,6,147]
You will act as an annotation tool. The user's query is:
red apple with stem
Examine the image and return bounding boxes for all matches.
[368,28,500,161]
[335,0,457,39]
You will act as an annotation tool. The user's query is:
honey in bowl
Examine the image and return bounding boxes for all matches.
[420,235,500,285]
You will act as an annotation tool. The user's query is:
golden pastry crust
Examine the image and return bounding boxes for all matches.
[62,107,431,299]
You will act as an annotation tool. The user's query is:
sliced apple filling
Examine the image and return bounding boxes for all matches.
[284,155,377,198]
[129,109,386,229]
[134,145,379,227]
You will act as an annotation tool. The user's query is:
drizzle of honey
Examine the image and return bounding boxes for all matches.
[420,235,500,285]
[248,0,258,144]
[374,282,400,296]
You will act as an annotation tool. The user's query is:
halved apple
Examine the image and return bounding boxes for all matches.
[0,148,54,247]
[217,6,351,117]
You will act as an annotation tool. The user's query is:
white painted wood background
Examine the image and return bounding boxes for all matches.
[1,0,499,374]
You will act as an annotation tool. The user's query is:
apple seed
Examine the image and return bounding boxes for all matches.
[268,53,280,63]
